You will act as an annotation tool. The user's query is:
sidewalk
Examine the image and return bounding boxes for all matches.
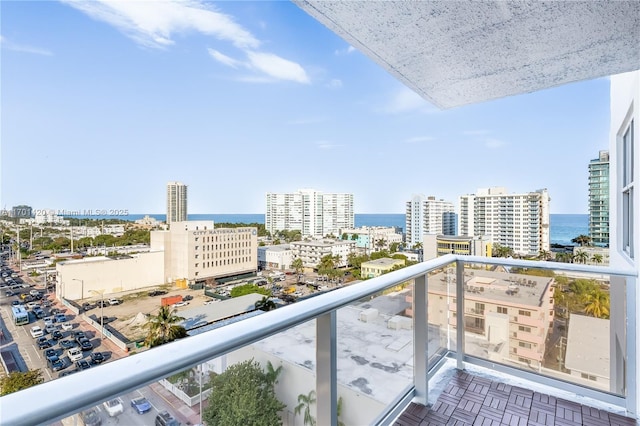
[148,382,204,425]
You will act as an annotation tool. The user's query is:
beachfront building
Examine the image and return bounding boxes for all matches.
[339,226,403,253]
[406,195,456,247]
[151,220,258,284]
[361,258,406,279]
[290,239,356,268]
[265,189,354,237]
[589,150,610,246]
[257,244,293,271]
[459,187,550,256]
[422,234,492,260]
[166,181,188,225]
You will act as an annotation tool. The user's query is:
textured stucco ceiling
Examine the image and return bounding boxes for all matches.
[294,1,640,109]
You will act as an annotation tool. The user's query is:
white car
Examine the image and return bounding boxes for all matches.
[172,301,189,308]
[67,348,83,362]
[30,326,44,338]
[43,316,54,327]
[103,398,124,417]
[26,301,40,309]
[60,322,73,331]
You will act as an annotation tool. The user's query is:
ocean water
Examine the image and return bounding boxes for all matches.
[73,213,588,245]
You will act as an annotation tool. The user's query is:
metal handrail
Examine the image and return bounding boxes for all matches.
[1,255,636,425]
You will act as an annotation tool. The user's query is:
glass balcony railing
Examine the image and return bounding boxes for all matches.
[1,255,637,425]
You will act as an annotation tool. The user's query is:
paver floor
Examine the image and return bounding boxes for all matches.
[395,371,638,426]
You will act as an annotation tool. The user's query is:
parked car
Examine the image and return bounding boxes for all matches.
[26,301,40,309]
[148,290,168,296]
[103,398,124,417]
[47,355,66,372]
[74,331,87,342]
[182,295,193,301]
[79,338,93,351]
[37,337,52,349]
[51,330,64,340]
[43,348,57,359]
[130,397,152,414]
[59,339,76,349]
[45,324,58,334]
[61,322,73,331]
[80,408,102,426]
[90,352,105,364]
[172,301,189,308]
[34,308,45,319]
[155,411,180,426]
[30,326,44,338]
[108,298,122,306]
[82,302,95,311]
[54,313,67,323]
[43,316,54,327]
[68,347,83,361]
[76,359,91,371]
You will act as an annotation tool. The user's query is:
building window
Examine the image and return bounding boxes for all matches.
[622,119,635,258]
[581,373,597,381]
[518,325,531,333]
[497,306,508,314]
[518,342,532,349]
[518,310,531,317]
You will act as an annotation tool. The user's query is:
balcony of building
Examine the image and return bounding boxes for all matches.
[3,255,637,426]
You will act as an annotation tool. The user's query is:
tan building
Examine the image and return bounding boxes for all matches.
[406,269,554,368]
[361,258,405,279]
[423,234,492,260]
[151,221,258,284]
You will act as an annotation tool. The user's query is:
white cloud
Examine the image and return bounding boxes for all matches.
[246,51,309,84]
[326,79,342,89]
[335,45,355,56]
[484,138,507,149]
[0,35,53,56]
[207,48,241,68]
[405,136,435,144]
[61,0,260,49]
[382,87,438,114]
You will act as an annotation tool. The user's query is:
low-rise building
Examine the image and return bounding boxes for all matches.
[565,314,610,389]
[257,244,293,270]
[339,226,403,253]
[361,258,406,279]
[572,246,610,266]
[423,234,492,260]
[290,240,356,268]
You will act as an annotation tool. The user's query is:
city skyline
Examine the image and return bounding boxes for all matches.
[1,1,610,214]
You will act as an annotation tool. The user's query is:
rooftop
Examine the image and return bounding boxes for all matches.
[565,314,611,378]
[180,293,265,330]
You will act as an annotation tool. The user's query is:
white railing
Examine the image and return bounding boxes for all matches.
[1,255,637,425]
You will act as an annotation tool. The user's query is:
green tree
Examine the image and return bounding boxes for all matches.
[351,233,358,240]
[492,244,513,258]
[584,289,610,319]
[389,242,400,253]
[375,238,387,251]
[265,361,283,387]
[572,234,592,247]
[370,250,390,260]
[0,370,44,396]
[538,250,551,261]
[231,284,270,298]
[144,306,187,347]
[295,390,317,426]
[255,296,277,311]
[413,242,422,250]
[591,253,603,264]
[292,258,304,276]
[573,250,589,264]
[203,359,285,426]
[341,233,348,240]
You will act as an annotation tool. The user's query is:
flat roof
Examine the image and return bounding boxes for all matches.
[362,258,405,267]
[180,293,265,330]
[259,244,291,252]
[564,314,610,378]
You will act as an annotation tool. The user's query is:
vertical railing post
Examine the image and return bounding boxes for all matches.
[456,259,465,370]
[317,311,337,426]
[626,276,638,416]
[414,273,428,405]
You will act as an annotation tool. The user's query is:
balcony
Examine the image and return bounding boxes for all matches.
[2,255,637,425]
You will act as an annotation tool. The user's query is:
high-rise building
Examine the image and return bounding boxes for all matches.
[166,182,187,224]
[11,205,32,218]
[266,189,354,237]
[589,150,610,246]
[405,195,457,246]
[459,187,550,256]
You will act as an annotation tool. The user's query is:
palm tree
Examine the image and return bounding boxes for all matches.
[264,360,283,386]
[375,238,387,251]
[584,289,610,319]
[591,253,603,265]
[538,250,551,261]
[573,250,589,264]
[295,390,317,426]
[493,244,513,258]
[413,242,423,250]
[292,258,304,277]
[255,296,277,312]
[571,234,592,247]
[144,306,186,347]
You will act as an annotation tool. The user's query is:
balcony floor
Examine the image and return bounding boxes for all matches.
[395,371,638,426]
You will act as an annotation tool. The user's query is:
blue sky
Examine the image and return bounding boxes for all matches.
[1,1,610,215]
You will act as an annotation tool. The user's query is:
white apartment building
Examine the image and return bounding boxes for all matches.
[339,226,403,253]
[290,240,356,268]
[257,244,293,270]
[34,209,68,225]
[151,221,257,284]
[406,195,457,246]
[459,187,550,256]
[265,189,354,237]
[166,181,188,224]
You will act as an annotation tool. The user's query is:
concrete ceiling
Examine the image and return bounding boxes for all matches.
[294,1,640,109]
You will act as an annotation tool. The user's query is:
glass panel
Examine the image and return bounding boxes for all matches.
[337,287,414,425]
[427,262,456,359]
[455,263,623,396]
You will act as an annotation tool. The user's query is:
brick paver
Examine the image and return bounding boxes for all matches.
[394,371,638,426]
